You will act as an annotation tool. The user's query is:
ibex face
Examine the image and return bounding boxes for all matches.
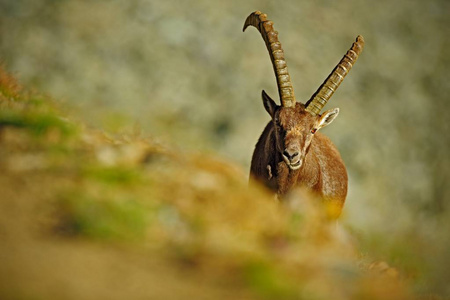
[262,91,339,171]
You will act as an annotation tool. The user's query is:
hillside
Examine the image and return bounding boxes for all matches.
[0,66,434,299]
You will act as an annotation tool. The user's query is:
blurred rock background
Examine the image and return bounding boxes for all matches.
[1,0,449,295]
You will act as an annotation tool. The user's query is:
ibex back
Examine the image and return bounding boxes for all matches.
[244,11,364,216]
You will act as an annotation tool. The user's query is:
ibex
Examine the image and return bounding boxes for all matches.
[244,11,364,216]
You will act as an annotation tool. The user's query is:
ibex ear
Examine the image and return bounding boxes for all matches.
[262,90,277,118]
[317,108,339,129]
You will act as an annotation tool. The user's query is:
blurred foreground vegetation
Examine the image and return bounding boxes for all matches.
[0,65,448,299]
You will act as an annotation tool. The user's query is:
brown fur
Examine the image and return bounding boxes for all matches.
[250,101,348,214]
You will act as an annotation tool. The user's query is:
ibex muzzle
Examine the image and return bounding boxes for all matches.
[245,11,364,216]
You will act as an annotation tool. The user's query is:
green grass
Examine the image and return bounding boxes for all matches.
[0,109,75,136]
[57,191,149,241]
[243,260,299,300]
[83,165,144,185]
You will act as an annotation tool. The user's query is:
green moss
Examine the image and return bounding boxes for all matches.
[0,85,16,100]
[0,109,75,137]
[83,166,143,185]
[58,192,149,241]
[243,260,299,300]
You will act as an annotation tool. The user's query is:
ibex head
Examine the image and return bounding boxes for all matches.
[261,91,339,170]
[244,11,364,170]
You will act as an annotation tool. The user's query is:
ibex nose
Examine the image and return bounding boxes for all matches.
[282,148,302,170]
[283,149,299,161]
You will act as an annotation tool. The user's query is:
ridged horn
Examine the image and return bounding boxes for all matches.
[305,35,365,115]
[243,11,296,108]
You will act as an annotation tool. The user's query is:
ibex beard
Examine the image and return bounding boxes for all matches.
[244,11,364,217]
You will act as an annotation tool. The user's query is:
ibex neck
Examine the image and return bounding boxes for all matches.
[275,160,301,196]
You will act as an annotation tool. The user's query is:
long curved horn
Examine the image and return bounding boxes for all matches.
[305,35,365,115]
[243,11,296,108]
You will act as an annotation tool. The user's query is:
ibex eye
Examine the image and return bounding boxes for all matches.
[311,128,317,134]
